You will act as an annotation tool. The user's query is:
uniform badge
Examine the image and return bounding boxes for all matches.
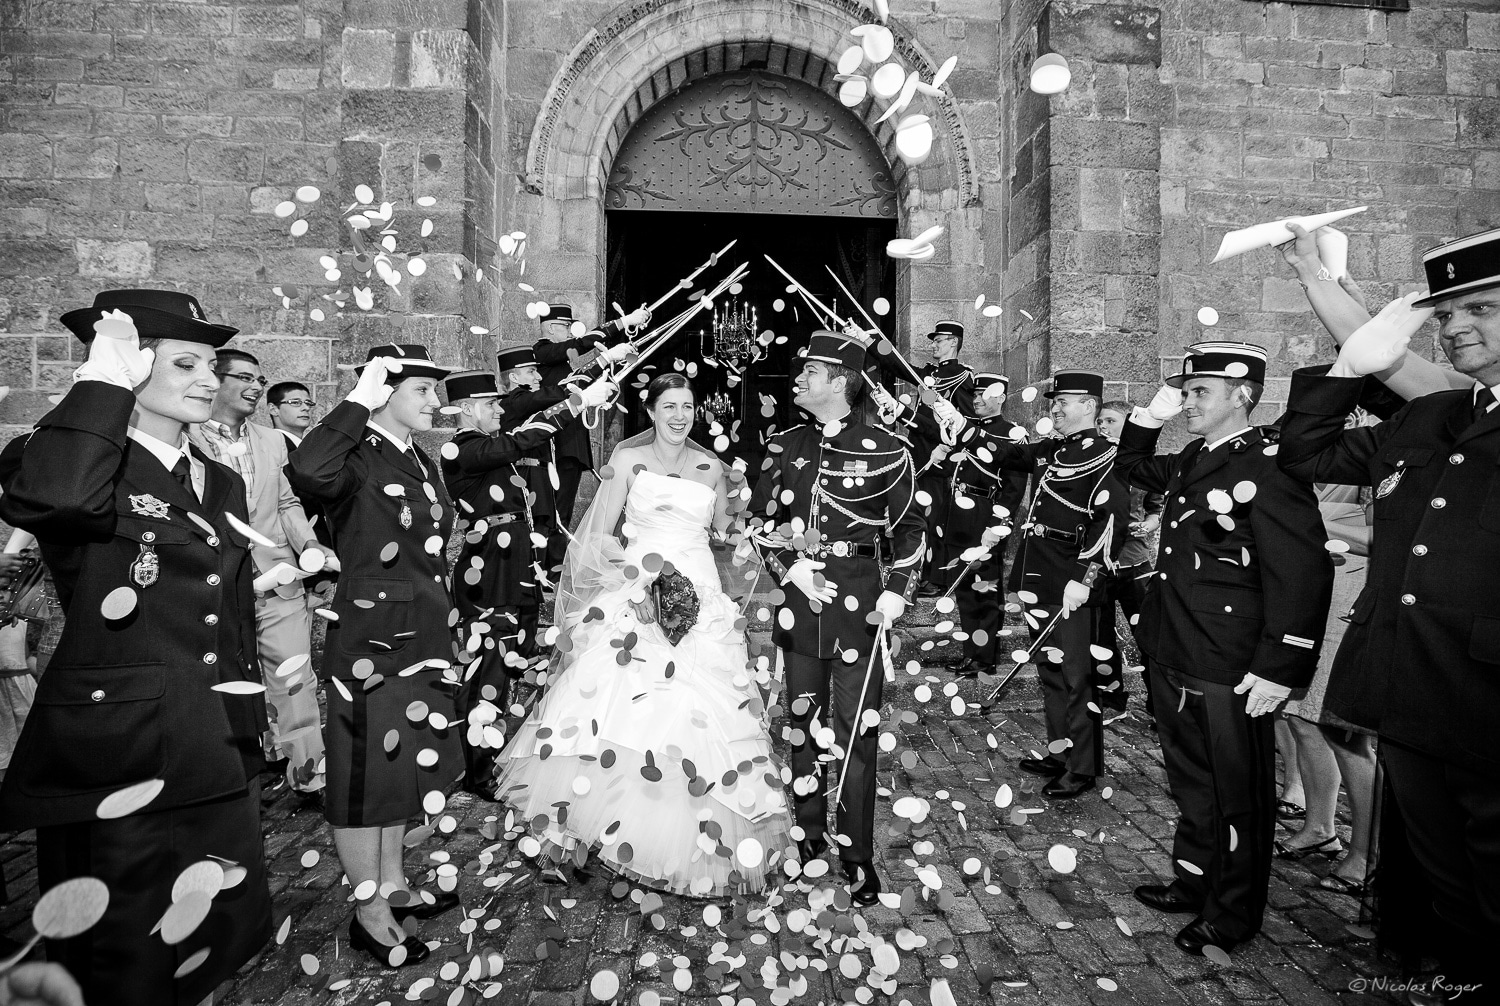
[842,460,868,474]
[131,544,159,587]
[367,434,381,447]
[791,457,810,470]
[399,503,413,529]
[1376,469,1403,499]
[129,493,171,520]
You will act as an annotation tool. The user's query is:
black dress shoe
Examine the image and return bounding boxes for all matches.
[348,916,431,968]
[955,658,987,679]
[797,834,828,863]
[390,888,460,922]
[1133,884,1202,915]
[1173,916,1242,957]
[841,860,882,907]
[1042,771,1095,799]
[1017,756,1067,777]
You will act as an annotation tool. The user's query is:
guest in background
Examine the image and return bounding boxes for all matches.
[267,380,317,448]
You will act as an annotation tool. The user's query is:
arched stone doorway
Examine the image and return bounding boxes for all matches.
[603,69,899,457]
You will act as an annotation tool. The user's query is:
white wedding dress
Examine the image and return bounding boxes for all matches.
[496,470,790,896]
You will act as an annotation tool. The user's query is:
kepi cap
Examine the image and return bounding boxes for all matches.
[60,289,238,347]
[974,372,1009,396]
[801,330,867,372]
[1167,342,1268,387]
[348,344,458,381]
[1413,227,1500,308]
[926,320,964,342]
[543,303,574,323]
[1044,370,1104,399]
[495,346,538,372]
[444,370,500,401]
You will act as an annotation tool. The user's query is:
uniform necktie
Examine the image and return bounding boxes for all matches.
[1474,387,1497,426]
[171,455,194,499]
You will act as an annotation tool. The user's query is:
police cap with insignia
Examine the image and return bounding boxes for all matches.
[1044,370,1105,399]
[802,330,867,371]
[351,344,458,381]
[544,304,574,322]
[1413,226,1500,307]
[60,288,238,347]
[925,320,964,344]
[974,372,1009,394]
[495,346,538,372]
[444,370,500,401]
[1167,341,1268,387]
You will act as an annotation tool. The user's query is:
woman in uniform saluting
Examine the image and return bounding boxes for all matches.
[0,289,272,1006]
[287,344,464,968]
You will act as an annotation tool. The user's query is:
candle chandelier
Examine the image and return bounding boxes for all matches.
[700,298,758,368]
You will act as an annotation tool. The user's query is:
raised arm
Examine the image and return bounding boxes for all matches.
[285,400,369,504]
[451,404,571,476]
[1276,370,1395,487]
[1111,415,1178,494]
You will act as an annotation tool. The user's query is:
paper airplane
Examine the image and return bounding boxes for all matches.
[1211,206,1367,264]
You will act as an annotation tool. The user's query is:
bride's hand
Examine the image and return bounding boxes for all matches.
[629,595,657,624]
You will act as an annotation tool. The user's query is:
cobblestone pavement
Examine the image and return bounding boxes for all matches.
[0,638,1409,1006]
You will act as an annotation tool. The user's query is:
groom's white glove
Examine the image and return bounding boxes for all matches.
[783,558,838,605]
[874,590,906,626]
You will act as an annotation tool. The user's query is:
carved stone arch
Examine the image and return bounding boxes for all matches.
[523,0,980,209]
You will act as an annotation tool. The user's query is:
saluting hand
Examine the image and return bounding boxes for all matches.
[347,355,401,411]
[1144,385,1185,422]
[75,309,155,389]
[1234,672,1291,717]
[1330,291,1433,378]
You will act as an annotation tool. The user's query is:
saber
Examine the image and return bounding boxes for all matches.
[831,625,891,811]
[823,266,926,389]
[610,262,750,386]
[645,239,738,315]
[763,255,850,329]
[985,605,1069,704]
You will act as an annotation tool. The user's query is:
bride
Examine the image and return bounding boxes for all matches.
[495,374,790,895]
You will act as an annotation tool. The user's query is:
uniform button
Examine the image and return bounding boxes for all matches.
[1412,544,1428,556]
[1159,572,1167,580]
[1401,593,1415,606]
[1449,453,1464,465]
[1432,498,1446,509]
[1177,496,1186,504]
[1169,521,1178,529]
[142,531,155,543]
[207,535,219,546]
[206,574,221,585]
[378,591,387,599]
[1164,546,1172,554]
[204,613,219,625]
[203,652,217,664]
[1224,605,1233,612]
[90,689,105,702]
[821,479,829,485]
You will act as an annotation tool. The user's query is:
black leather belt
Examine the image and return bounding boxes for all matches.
[1028,523,1080,545]
[954,481,999,500]
[485,513,524,525]
[801,541,882,560]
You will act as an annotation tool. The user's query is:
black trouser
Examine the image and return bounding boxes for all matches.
[1149,660,1276,940]
[785,650,883,863]
[544,458,585,574]
[1381,740,1500,987]
[454,603,538,789]
[918,473,950,589]
[957,549,1003,663]
[1092,562,1151,712]
[1035,603,1104,776]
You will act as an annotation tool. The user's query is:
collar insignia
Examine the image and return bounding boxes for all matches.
[129,493,171,520]
[791,457,810,470]
[367,434,381,447]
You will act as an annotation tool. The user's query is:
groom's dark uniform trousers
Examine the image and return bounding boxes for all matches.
[439,369,575,793]
[1115,399,1331,945]
[748,407,925,864]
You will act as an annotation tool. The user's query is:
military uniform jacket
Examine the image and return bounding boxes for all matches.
[0,382,266,829]
[533,318,630,465]
[498,386,571,516]
[441,401,574,607]
[948,415,1030,523]
[991,430,1129,607]
[287,401,457,682]
[748,419,926,660]
[885,360,976,480]
[1278,371,1500,769]
[1116,420,1332,689]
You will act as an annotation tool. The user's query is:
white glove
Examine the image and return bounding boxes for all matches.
[1145,384,1185,422]
[622,307,651,330]
[783,558,837,605]
[599,341,638,365]
[980,525,1010,548]
[74,310,155,389]
[1234,673,1292,717]
[932,397,968,437]
[1060,579,1090,617]
[573,377,617,411]
[869,383,899,417]
[1331,291,1433,378]
[347,356,400,410]
[874,590,906,626]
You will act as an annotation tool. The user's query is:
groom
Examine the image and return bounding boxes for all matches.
[749,331,926,905]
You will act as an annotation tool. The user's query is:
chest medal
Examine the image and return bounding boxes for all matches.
[131,544,159,588]
[399,503,413,529]
[1375,469,1403,499]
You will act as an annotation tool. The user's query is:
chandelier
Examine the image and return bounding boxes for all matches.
[700,298,758,367]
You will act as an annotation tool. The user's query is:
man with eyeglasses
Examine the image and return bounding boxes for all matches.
[267,382,317,447]
[191,349,335,808]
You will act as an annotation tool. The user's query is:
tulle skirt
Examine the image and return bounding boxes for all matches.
[496,571,790,896]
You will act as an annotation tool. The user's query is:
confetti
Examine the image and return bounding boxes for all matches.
[33,878,109,939]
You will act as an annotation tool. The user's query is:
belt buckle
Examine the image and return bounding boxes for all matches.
[833,541,849,557]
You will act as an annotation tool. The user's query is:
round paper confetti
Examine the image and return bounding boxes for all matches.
[160,891,213,944]
[1047,845,1078,874]
[100,586,138,621]
[590,969,620,1001]
[97,779,164,820]
[1197,306,1219,326]
[33,877,109,939]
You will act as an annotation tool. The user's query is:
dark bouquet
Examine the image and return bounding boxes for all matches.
[653,567,700,646]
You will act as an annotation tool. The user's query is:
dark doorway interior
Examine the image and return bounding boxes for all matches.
[605,209,898,472]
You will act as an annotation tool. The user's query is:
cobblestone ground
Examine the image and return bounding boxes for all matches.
[0,636,1409,1006]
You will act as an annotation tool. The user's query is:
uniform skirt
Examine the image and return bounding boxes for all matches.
[324,667,465,827]
[36,783,272,1006]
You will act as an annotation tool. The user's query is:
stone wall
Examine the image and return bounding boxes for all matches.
[1005,0,1500,416]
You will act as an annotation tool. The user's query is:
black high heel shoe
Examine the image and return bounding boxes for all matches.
[390,888,461,922]
[348,916,430,968]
